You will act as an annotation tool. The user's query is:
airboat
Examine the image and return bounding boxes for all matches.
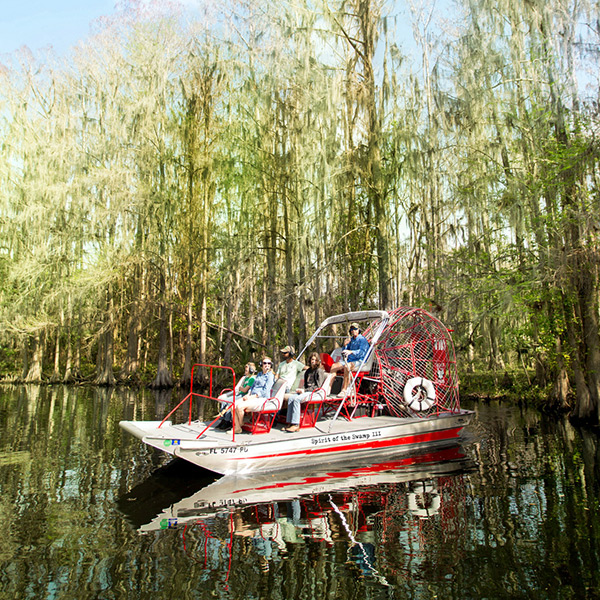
[120,307,473,475]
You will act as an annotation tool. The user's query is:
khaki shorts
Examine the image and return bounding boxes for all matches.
[237,395,265,411]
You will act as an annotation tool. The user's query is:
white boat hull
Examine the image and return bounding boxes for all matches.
[120,411,473,475]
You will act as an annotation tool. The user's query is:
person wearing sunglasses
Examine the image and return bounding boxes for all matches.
[215,362,257,430]
[329,322,369,398]
[233,357,275,433]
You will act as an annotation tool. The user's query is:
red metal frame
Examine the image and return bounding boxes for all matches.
[158,363,238,440]
[242,381,288,434]
[319,369,379,422]
[242,400,280,434]
[362,307,461,418]
[298,390,326,428]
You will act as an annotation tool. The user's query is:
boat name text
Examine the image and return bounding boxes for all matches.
[311,430,382,446]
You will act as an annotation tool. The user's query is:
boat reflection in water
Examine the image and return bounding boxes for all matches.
[119,444,475,585]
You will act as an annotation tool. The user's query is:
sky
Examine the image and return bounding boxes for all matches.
[0,0,418,59]
[0,0,118,56]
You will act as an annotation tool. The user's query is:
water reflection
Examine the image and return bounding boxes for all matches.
[121,445,473,528]
[151,387,173,416]
[1,386,600,599]
[117,445,476,593]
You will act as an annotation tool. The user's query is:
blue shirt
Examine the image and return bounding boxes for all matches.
[345,334,370,363]
[249,371,275,398]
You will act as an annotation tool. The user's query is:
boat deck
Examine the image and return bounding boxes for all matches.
[122,411,471,448]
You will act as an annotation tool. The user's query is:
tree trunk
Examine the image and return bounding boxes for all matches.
[561,177,599,422]
[224,275,234,367]
[20,337,29,381]
[94,287,116,387]
[581,270,600,417]
[488,317,505,372]
[314,247,322,353]
[63,295,74,383]
[359,0,390,310]
[298,264,307,351]
[50,328,61,383]
[199,291,208,380]
[549,338,570,411]
[151,309,173,389]
[120,271,141,384]
[536,8,600,423]
[563,292,594,420]
[63,325,74,384]
[151,274,173,389]
[72,306,82,380]
[266,180,278,352]
[180,268,194,388]
[283,181,295,347]
[25,331,43,383]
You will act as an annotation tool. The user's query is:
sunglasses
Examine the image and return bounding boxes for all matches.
[261,361,272,366]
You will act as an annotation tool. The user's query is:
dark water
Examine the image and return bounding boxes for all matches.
[0,385,599,599]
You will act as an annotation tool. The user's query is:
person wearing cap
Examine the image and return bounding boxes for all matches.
[329,323,370,398]
[275,345,305,394]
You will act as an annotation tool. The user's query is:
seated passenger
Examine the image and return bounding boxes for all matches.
[329,322,369,398]
[283,352,326,432]
[233,357,275,433]
[215,362,256,430]
[275,345,306,397]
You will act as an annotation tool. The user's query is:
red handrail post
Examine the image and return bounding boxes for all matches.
[189,364,196,425]
[159,363,236,431]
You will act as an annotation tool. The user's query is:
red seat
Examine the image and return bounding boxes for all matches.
[241,379,287,434]
[298,391,326,428]
[243,403,280,433]
[320,353,334,373]
[298,376,334,428]
[322,372,380,421]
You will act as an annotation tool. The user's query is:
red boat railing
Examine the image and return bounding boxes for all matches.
[158,363,237,438]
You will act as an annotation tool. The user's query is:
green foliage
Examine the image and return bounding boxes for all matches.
[0,345,19,378]
[0,0,598,420]
[460,370,557,409]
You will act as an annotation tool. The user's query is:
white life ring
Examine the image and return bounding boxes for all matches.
[408,490,441,517]
[403,377,436,411]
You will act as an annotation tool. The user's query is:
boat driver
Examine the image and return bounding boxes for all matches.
[329,322,370,398]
